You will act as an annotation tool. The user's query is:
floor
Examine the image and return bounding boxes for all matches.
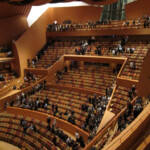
[0,141,20,150]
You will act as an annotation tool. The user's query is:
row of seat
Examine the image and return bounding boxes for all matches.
[56,66,116,93]
[13,86,98,132]
[18,74,44,90]
[47,18,146,32]
[0,112,82,150]
[29,40,148,81]
[0,70,16,89]
[109,85,132,114]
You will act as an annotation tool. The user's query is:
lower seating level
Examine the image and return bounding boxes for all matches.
[8,84,109,135]
[0,112,82,150]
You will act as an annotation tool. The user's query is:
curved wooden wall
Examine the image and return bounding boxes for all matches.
[0,15,29,46]
[14,9,52,77]
[138,49,150,97]
[6,107,89,142]
[126,0,150,20]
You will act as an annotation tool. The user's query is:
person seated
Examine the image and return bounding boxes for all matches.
[130,47,135,54]
[0,74,4,81]
[31,123,37,132]
[130,61,136,70]
[7,50,12,57]
[24,76,28,82]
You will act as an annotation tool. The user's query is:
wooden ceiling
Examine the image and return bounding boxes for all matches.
[0,0,121,19]
[1,0,120,6]
[0,2,31,18]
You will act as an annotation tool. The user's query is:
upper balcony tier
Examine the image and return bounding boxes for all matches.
[47,19,150,36]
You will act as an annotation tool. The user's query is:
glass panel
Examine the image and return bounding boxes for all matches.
[100,0,127,21]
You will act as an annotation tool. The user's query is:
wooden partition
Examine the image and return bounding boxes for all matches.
[126,0,150,20]
[47,28,150,37]
[138,49,150,97]
[11,40,22,77]
[64,55,126,64]
[116,77,138,87]
[6,107,89,142]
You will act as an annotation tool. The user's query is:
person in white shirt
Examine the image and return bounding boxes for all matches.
[75,131,80,142]
[130,61,136,70]
[126,47,130,53]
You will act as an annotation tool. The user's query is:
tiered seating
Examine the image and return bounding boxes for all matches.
[30,41,75,69]
[95,122,119,150]
[13,87,97,131]
[47,18,145,32]
[57,66,117,93]
[0,112,80,150]
[85,41,148,80]
[0,113,58,150]
[19,74,44,89]
[109,85,131,114]
[0,70,16,89]
[93,96,149,150]
[120,46,148,80]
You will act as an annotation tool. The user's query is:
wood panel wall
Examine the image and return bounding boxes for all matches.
[0,15,29,46]
[125,0,150,20]
[14,9,52,77]
[48,6,102,24]
[138,50,150,97]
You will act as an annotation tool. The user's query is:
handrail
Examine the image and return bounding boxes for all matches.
[117,58,128,78]
[6,106,89,142]
[103,102,150,150]
[0,75,48,108]
[117,77,139,84]
[107,85,117,110]
[64,55,126,64]
[0,78,21,98]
